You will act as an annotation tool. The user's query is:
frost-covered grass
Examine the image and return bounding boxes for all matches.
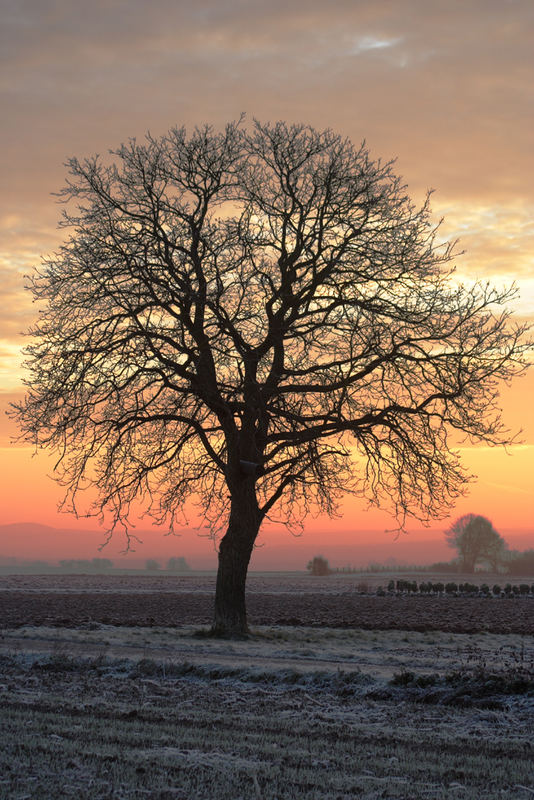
[3,623,533,679]
[1,626,533,799]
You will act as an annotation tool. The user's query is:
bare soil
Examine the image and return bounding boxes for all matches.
[0,573,533,633]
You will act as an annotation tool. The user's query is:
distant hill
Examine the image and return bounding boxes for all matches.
[0,521,96,537]
[0,522,74,534]
[0,520,196,566]
[0,521,101,560]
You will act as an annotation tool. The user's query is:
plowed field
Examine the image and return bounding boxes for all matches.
[1,574,532,633]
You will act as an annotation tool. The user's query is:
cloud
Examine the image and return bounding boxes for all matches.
[349,35,403,54]
[432,201,534,319]
[457,444,534,454]
[0,212,58,343]
[1,0,532,388]
[0,261,33,340]
[2,0,532,200]
[0,345,25,393]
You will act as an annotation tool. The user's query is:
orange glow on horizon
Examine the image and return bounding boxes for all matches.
[1,372,532,568]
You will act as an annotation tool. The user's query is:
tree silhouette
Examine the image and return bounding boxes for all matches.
[14,120,529,634]
[167,556,191,572]
[445,514,507,573]
[307,556,331,576]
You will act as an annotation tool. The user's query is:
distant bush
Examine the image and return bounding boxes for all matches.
[92,558,114,571]
[458,582,478,595]
[145,559,161,571]
[427,561,460,574]
[307,556,331,576]
[396,579,418,593]
[167,556,191,572]
[445,582,458,594]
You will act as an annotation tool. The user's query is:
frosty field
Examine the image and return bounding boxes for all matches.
[0,574,533,799]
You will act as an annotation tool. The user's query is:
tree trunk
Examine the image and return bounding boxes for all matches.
[462,559,476,574]
[212,481,261,637]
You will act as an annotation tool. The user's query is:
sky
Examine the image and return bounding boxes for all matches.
[0,0,532,567]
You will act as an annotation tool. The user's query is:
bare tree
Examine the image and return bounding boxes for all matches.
[445,514,507,573]
[13,120,529,635]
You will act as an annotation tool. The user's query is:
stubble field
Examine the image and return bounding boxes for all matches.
[1,573,533,799]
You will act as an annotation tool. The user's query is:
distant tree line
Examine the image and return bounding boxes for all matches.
[59,558,114,571]
[0,556,192,574]
[383,579,534,596]
[507,550,534,576]
[58,556,191,572]
[307,514,533,576]
[145,557,191,572]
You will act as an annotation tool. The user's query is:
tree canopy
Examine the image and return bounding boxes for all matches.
[307,556,331,576]
[14,119,529,633]
[445,513,507,573]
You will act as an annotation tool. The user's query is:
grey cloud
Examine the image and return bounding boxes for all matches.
[1,0,532,305]
[2,0,532,203]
